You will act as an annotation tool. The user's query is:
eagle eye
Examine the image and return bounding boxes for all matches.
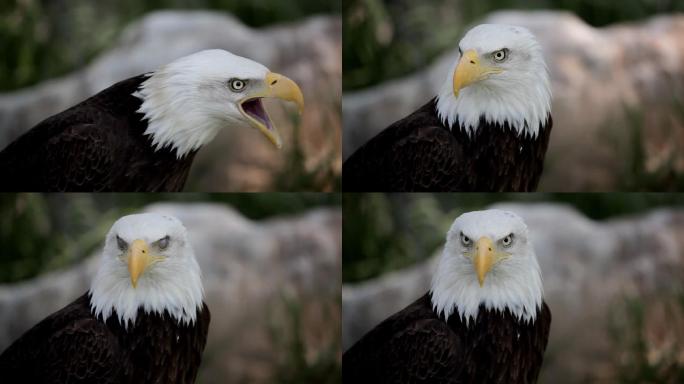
[228,78,247,92]
[156,236,170,250]
[116,235,127,252]
[501,234,514,247]
[460,232,471,246]
[492,48,508,62]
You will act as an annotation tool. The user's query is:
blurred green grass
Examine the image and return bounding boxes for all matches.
[606,294,684,383]
[343,193,684,283]
[272,112,342,192]
[343,0,684,90]
[0,193,340,284]
[614,102,684,191]
[0,0,340,91]
[269,295,341,384]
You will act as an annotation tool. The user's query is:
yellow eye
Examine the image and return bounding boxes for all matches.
[460,232,471,246]
[501,234,514,247]
[493,49,507,62]
[229,79,247,92]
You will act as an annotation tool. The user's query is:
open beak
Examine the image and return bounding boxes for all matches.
[453,50,503,98]
[127,239,164,288]
[238,72,304,149]
[472,237,509,287]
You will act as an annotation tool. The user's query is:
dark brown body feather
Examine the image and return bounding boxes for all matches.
[0,293,210,384]
[0,75,197,192]
[343,292,551,384]
[343,99,552,191]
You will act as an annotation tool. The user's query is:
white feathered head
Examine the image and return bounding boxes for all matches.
[135,49,304,158]
[90,213,204,327]
[436,24,551,137]
[431,209,544,324]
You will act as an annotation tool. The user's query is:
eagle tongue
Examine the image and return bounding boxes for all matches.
[244,98,272,130]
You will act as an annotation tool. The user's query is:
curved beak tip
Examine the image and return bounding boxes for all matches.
[242,72,304,148]
[266,72,304,113]
[289,88,304,115]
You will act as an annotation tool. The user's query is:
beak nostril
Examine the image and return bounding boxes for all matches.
[271,80,278,85]
[488,247,492,251]
[470,60,476,64]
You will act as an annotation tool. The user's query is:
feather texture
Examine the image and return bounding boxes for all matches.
[343,99,552,191]
[0,293,210,384]
[343,293,551,384]
[0,75,196,192]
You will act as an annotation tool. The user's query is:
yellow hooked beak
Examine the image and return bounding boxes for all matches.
[453,50,504,97]
[127,239,164,288]
[238,72,304,149]
[472,237,509,287]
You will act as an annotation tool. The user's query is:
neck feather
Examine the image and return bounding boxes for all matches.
[89,257,204,329]
[430,251,543,325]
[133,72,221,159]
[435,67,551,138]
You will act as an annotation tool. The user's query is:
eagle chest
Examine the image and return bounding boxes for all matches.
[460,127,546,191]
[110,314,202,384]
[452,313,545,384]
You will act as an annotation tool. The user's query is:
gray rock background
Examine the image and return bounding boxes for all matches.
[0,203,342,384]
[0,11,342,191]
[343,11,684,191]
[343,203,684,383]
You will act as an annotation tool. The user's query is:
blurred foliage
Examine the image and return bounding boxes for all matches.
[272,112,341,192]
[343,0,462,90]
[604,101,684,191]
[606,294,684,383]
[0,0,339,91]
[342,193,452,282]
[343,0,684,90]
[343,193,684,283]
[270,296,341,384]
[0,193,340,283]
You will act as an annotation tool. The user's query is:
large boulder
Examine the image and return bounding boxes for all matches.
[0,203,342,384]
[0,11,342,191]
[343,11,684,190]
[343,203,684,383]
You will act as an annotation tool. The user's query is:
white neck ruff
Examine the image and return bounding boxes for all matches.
[89,255,204,328]
[430,248,544,325]
[134,72,222,159]
[435,59,551,138]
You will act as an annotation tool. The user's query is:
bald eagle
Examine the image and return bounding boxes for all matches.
[343,25,552,192]
[0,49,304,192]
[0,213,210,384]
[343,209,551,383]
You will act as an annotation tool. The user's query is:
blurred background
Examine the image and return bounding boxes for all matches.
[343,193,684,383]
[0,193,341,384]
[0,0,342,191]
[343,0,684,191]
